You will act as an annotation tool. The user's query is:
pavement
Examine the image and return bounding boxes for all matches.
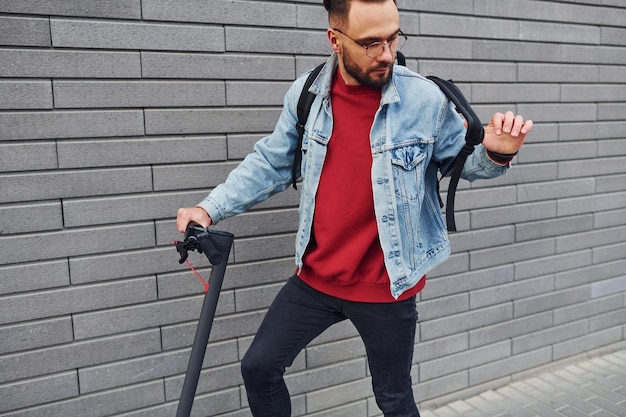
[421,349,626,417]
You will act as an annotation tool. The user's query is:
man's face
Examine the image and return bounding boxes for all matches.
[330,0,401,88]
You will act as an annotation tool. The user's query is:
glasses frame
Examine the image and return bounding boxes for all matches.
[333,28,407,58]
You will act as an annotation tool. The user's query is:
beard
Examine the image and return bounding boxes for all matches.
[342,47,394,89]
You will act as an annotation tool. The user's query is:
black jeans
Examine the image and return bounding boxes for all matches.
[241,275,420,417]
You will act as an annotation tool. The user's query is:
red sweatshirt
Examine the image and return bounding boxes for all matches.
[298,70,424,302]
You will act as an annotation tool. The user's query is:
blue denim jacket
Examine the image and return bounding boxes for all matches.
[199,54,508,299]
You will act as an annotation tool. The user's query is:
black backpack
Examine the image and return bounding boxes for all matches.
[291,52,484,232]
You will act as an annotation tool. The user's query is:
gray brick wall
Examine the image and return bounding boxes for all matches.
[0,1,624,416]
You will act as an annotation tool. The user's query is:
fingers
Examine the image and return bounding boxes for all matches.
[492,111,533,137]
[176,207,212,233]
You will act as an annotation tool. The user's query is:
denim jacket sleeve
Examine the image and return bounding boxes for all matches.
[432,91,509,182]
[197,78,305,224]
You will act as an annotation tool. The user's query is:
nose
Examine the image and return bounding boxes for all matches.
[377,43,394,63]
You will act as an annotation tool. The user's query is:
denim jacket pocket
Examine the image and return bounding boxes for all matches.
[390,144,428,200]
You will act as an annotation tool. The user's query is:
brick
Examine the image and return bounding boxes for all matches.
[560,121,626,141]
[520,21,600,44]
[517,177,595,202]
[514,286,589,317]
[0,329,161,383]
[598,138,626,157]
[470,275,554,310]
[414,370,469,403]
[60,136,226,169]
[0,277,156,325]
[469,347,551,386]
[470,311,553,349]
[152,161,237,191]
[554,261,625,290]
[0,167,152,204]
[51,19,224,51]
[0,201,63,234]
[515,214,594,242]
[419,60,515,82]
[559,192,626,217]
[470,238,555,271]
[141,52,295,80]
[518,142,597,164]
[227,81,292,106]
[0,223,155,265]
[559,157,626,179]
[471,82,560,104]
[62,190,208,227]
[599,103,626,121]
[143,0,296,26]
[593,241,626,264]
[145,108,281,135]
[515,250,592,281]
[518,103,598,123]
[0,317,73,355]
[413,333,469,364]
[0,80,52,109]
[1,381,164,417]
[0,371,78,413]
[227,134,264,159]
[518,62,598,83]
[0,260,69,295]
[0,48,141,78]
[600,65,626,82]
[411,38,474,62]
[419,291,470,322]
[0,142,57,172]
[0,15,51,47]
[420,341,510,381]
[592,276,626,299]
[448,226,513,253]
[0,0,141,19]
[589,309,626,332]
[475,0,623,26]
[0,110,144,141]
[72,295,228,340]
[79,343,236,394]
[421,14,518,40]
[53,81,225,108]
[602,26,626,46]
[470,200,556,230]
[562,84,626,102]
[512,319,588,355]
[420,304,513,341]
[226,27,328,55]
[421,265,513,300]
[556,226,626,254]
[232,234,296,263]
[553,327,623,360]
[297,3,330,29]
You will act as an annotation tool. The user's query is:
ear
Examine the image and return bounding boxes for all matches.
[327,28,341,53]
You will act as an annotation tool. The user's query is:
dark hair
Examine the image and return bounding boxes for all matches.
[324,0,396,27]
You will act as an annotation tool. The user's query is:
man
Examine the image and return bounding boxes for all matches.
[176,0,533,415]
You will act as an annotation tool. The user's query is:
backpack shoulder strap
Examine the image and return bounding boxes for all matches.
[426,76,484,232]
[292,63,324,189]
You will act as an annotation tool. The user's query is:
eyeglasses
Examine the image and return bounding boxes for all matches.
[333,28,407,58]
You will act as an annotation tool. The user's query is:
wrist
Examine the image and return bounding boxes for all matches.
[487,150,518,165]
